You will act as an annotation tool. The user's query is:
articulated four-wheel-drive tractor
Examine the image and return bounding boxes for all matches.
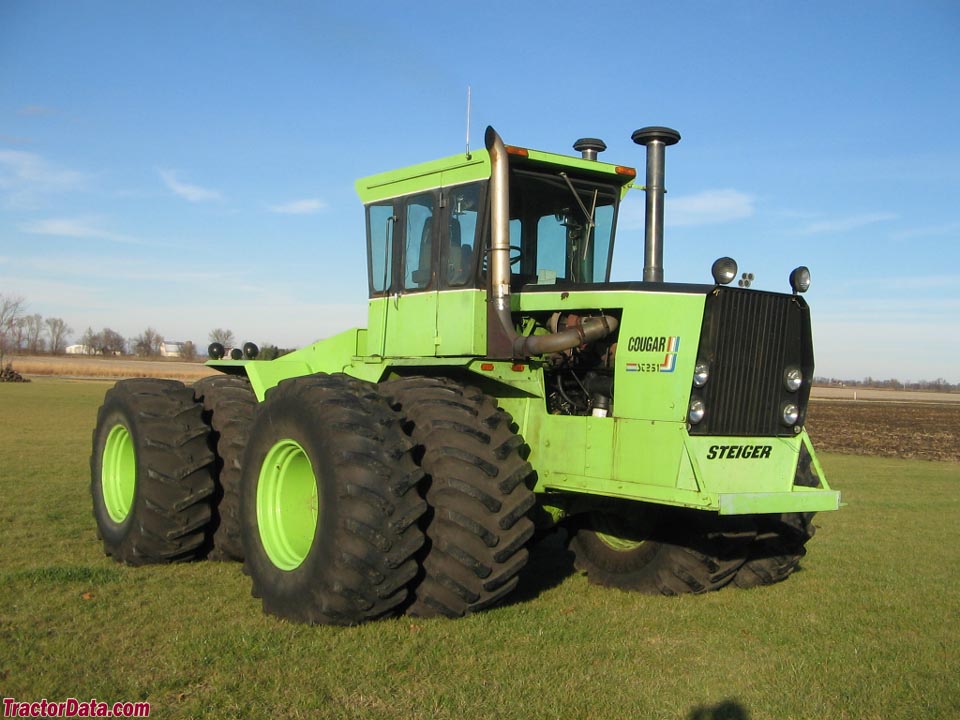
[91,125,840,625]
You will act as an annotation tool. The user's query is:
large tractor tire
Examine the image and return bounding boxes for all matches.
[733,448,818,589]
[90,379,215,565]
[240,374,426,625]
[569,507,754,595]
[380,377,535,618]
[193,374,256,561]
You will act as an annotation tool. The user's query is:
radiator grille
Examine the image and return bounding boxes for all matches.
[691,288,812,436]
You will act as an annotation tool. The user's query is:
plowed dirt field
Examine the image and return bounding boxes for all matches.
[806,400,960,463]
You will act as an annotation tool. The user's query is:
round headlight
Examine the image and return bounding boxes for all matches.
[711,257,738,285]
[688,398,706,424]
[781,403,800,426]
[243,341,259,359]
[208,342,224,360]
[789,266,811,293]
[693,361,709,388]
[784,366,803,392]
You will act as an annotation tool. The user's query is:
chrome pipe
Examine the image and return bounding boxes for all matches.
[631,126,681,283]
[485,126,618,357]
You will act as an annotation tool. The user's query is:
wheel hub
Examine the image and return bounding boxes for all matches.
[256,439,319,571]
[101,424,136,523]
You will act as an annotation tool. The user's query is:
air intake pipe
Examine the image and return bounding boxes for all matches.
[631,126,681,283]
[485,126,618,357]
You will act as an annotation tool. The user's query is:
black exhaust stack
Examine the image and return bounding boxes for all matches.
[632,126,681,283]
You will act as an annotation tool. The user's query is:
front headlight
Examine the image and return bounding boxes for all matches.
[781,402,800,426]
[784,366,803,392]
[693,361,709,388]
[688,398,706,424]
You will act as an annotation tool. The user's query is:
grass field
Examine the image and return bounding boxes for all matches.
[1,379,958,720]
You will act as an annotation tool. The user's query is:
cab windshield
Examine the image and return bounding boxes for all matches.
[508,168,619,285]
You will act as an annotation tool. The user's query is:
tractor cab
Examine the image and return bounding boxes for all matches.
[356,139,635,358]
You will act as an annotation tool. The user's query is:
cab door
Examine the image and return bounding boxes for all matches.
[366,191,439,357]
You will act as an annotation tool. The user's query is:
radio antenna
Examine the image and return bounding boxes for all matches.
[465,85,472,159]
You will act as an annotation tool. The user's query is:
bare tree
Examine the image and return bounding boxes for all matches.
[80,327,102,355]
[101,328,126,355]
[12,317,27,352]
[208,328,235,348]
[44,317,72,355]
[24,313,45,354]
[0,294,26,367]
[180,340,198,361]
[133,327,164,357]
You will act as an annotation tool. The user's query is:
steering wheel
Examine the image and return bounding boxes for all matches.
[482,245,523,272]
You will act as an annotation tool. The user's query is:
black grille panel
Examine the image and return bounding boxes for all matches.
[691,288,812,436]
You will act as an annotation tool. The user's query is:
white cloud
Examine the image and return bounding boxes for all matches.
[0,150,88,208]
[16,253,246,286]
[19,217,143,245]
[838,274,960,291]
[18,105,55,116]
[158,169,222,202]
[797,212,897,234]
[621,188,755,230]
[268,198,326,215]
[667,189,755,227]
[890,221,960,241]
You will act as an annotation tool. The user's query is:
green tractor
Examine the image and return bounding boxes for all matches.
[90,125,840,624]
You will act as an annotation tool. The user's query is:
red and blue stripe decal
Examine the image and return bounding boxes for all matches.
[659,336,680,372]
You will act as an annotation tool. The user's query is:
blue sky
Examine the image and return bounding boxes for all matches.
[1,1,958,382]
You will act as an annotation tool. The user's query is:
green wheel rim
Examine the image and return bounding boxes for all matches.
[102,424,136,523]
[593,513,646,552]
[257,439,319,571]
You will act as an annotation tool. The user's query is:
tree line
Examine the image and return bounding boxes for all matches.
[0,293,292,366]
[813,376,959,392]
[0,294,71,366]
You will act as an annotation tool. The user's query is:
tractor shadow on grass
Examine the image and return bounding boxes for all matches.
[687,700,750,720]
[505,528,578,607]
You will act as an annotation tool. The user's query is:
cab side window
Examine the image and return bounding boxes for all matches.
[403,192,436,291]
[445,184,483,287]
[367,202,395,295]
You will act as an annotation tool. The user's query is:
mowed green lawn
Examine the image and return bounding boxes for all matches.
[1,378,957,720]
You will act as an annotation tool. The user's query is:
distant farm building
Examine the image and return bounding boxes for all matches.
[66,344,91,355]
[160,342,184,358]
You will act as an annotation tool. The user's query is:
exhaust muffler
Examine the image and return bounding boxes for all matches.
[631,126,681,283]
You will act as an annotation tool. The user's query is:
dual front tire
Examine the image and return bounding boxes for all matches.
[568,452,820,594]
[569,507,755,595]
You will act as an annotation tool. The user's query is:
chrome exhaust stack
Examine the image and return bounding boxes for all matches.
[631,126,681,283]
[485,126,618,357]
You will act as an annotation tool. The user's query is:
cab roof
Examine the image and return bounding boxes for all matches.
[355,146,636,204]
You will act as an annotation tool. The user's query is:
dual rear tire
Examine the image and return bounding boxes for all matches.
[90,379,215,565]
[239,375,426,625]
